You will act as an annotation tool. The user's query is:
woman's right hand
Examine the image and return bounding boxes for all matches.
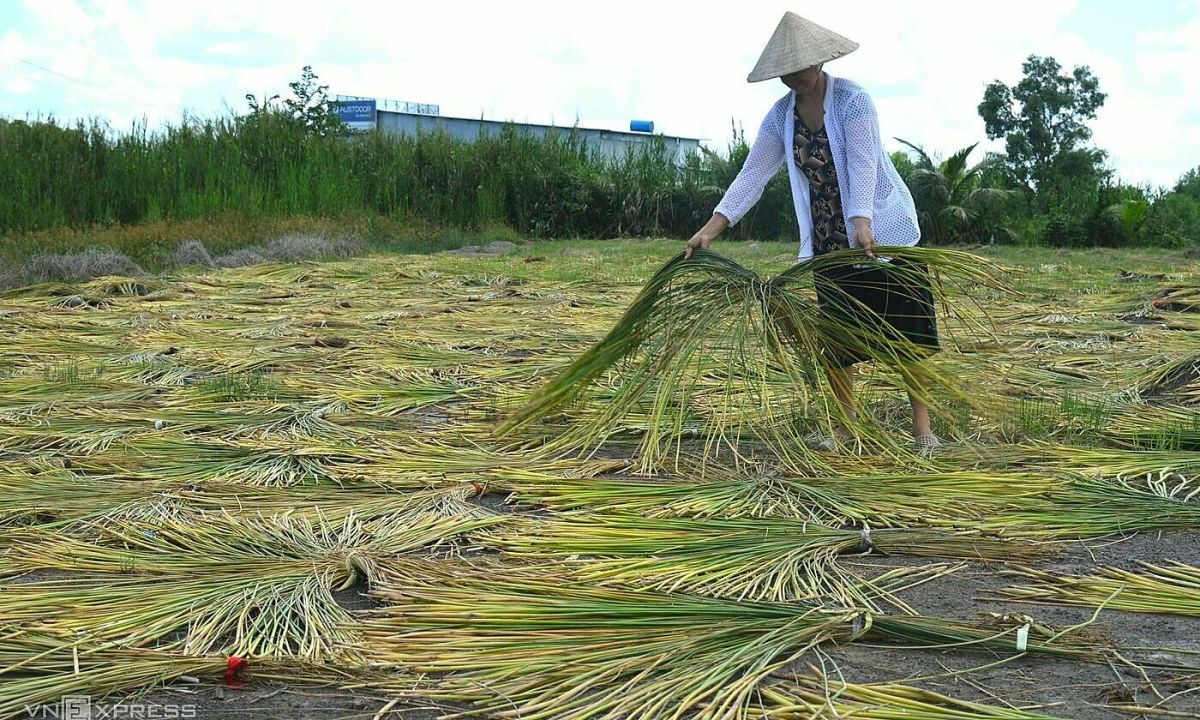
[684,213,730,259]
[684,230,713,259]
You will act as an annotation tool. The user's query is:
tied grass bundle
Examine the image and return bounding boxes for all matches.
[998,561,1200,617]
[489,515,1038,609]
[975,471,1200,538]
[506,470,1058,528]
[754,668,1064,719]
[360,572,1102,720]
[498,247,1006,471]
[3,512,499,661]
[0,572,363,663]
[0,633,224,718]
[0,630,361,717]
[0,475,499,533]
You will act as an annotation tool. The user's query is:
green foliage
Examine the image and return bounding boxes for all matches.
[894,139,1016,245]
[889,150,916,184]
[1139,191,1200,248]
[245,65,344,137]
[978,55,1107,203]
[0,114,764,241]
[1175,166,1200,202]
[696,122,792,241]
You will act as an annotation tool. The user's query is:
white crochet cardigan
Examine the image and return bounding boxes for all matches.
[714,75,920,260]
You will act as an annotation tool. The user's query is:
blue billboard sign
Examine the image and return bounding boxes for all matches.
[336,99,377,127]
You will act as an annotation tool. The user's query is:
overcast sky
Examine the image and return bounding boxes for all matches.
[2,0,1197,187]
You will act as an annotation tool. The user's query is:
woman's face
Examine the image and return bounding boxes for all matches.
[781,65,824,94]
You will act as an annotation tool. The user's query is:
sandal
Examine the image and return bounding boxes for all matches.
[914,434,942,456]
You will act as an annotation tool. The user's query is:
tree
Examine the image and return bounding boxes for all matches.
[1175,166,1200,203]
[889,150,916,185]
[1139,191,1200,247]
[894,139,1016,245]
[978,55,1106,206]
[245,65,343,136]
[697,121,791,240]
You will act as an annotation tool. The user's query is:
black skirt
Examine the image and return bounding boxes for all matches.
[813,258,939,369]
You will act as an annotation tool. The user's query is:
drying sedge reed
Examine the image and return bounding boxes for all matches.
[359,571,1104,720]
[488,514,1039,608]
[998,561,1200,617]
[499,247,1008,472]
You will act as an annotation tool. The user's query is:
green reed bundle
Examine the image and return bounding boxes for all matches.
[360,572,1100,720]
[489,514,1037,608]
[499,247,1006,471]
[999,561,1200,617]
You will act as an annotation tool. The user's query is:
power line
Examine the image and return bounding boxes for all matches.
[4,54,181,116]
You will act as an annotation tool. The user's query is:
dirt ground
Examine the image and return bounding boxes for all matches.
[818,530,1200,718]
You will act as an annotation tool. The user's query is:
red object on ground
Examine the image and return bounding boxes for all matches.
[225,655,247,687]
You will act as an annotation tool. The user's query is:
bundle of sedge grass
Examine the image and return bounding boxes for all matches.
[3,512,499,661]
[997,561,1200,617]
[0,629,364,717]
[0,475,498,533]
[974,471,1200,538]
[488,514,1040,608]
[498,247,1008,472]
[505,469,1058,529]
[753,667,1064,719]
[359,571,1103,720]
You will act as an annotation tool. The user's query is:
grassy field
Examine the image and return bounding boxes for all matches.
[2,238,1200,718]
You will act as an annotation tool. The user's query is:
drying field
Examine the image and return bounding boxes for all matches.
[2,239,1200,719]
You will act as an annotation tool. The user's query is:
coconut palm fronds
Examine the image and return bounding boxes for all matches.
[498,248,1008,471]
[998,561,1200,617]
[754,668,1065,719]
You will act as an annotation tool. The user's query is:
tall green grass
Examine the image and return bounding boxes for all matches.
[0,113,795,241]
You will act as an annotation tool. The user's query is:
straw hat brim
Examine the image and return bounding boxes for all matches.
[747,12,859,83]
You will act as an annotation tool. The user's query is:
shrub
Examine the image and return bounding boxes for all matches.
[214,247,268,269]
[260,234,365,261]
[24,248,144,283]
[172,239,215,268]
[1139,193,1200,248]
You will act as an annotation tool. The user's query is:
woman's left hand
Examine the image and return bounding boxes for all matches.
[851,217,877,259]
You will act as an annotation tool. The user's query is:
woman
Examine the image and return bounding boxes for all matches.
[684,12,939,453]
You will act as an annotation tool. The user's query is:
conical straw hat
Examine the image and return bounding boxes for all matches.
[747,12,859,82]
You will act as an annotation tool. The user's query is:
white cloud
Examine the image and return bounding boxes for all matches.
[1,0,1195,185]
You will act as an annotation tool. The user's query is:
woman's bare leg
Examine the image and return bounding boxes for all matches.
[897,361,935,439]
[909,392,932,439]
[827,365,856,440]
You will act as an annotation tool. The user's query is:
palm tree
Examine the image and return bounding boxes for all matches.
[895,139,1016,245]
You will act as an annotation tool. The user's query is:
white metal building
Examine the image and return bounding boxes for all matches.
[337,96,701,166]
